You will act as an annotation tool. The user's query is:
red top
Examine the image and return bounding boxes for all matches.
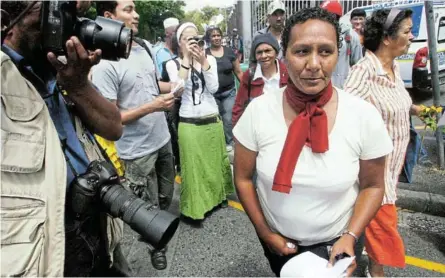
[232,60,288,127]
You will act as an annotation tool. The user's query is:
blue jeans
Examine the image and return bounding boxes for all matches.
[214,87,236,146]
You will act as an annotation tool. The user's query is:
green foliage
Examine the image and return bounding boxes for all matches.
[135,0,186,41]
[83,1,185,41]
[84,2,97,20]
[183,6,231,34]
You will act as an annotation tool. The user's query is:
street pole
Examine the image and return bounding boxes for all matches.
[425,0,445,169]
[240,0,252,64]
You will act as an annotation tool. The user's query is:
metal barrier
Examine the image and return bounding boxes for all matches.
[250,0,375,34]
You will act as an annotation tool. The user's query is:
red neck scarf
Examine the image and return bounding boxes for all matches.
[272,79,333,194]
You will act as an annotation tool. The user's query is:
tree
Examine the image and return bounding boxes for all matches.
[201,6,220,22]
[136,0,186,41]
[183,6,231,34]
[83,1,185,41]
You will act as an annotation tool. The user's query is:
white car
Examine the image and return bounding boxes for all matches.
[341,0,445,90]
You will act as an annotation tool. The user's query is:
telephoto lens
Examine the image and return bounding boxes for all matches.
[100,183,180,249]
[70,160,180,249]
[76,16,133,61]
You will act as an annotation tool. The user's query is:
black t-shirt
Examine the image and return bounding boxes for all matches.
[206,46,236,94]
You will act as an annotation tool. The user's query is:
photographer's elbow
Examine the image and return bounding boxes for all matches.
[110,123,123,141]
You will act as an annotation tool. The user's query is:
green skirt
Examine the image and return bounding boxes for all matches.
[178,117,234,220]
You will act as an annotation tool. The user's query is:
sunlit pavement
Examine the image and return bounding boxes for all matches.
[120,183,445,277]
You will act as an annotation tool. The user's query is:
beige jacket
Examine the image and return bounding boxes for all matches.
[1,51,67,276]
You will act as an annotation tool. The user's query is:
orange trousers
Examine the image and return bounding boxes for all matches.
[365,204,406,268]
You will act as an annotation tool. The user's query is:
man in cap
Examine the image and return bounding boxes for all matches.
[320,0,363,89]
[253,0,286,59]
[155,17,179,76]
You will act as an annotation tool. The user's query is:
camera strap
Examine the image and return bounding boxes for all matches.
[190,59,206,106]
[133,37,162,96]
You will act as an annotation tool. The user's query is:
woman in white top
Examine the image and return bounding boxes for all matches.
[233,8,393,277]
[166,22,233,221]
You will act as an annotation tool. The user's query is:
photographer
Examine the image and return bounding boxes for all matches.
[92,0,180,271]
[1,1,131,276]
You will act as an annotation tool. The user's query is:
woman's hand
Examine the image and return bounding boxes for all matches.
[191,45,207,65]
[411,104,423,117]
[183,37,196,58]
[262,232,298,256]
[328,235,357,277]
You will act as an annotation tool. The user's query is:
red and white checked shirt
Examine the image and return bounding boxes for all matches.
[344,51,412,205]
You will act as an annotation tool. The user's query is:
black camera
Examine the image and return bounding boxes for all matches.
[188,35,205,48]
[69,160,179,249]
[40,1,133,61]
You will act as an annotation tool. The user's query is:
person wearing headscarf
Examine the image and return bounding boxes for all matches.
[166,22,234,221]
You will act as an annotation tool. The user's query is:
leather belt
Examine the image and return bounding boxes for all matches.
[179,115,220,126]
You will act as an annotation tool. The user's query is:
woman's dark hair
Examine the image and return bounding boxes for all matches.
[172,22,197,57]
[281,7,341,57]
[351,8,366,20]
[364,8,413,52]
[205,26,222,45]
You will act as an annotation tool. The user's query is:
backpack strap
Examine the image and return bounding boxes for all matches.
[173,58,180,70]
[133,37,162,95]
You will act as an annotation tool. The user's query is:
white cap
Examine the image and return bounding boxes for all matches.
[163,17,179,29]
[268,0,286,15]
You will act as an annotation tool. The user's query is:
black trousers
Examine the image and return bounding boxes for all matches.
[166,99,181,171]
[259,235,365,277]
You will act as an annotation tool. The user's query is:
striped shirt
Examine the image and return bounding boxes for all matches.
[344,51,412,205]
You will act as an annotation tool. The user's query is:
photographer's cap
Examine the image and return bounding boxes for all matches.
[268,0,286,15]
[164,17,179,29]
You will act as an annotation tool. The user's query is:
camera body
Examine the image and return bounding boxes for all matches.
[188,35,205,48]
[40,1,133,61]
[69,160,179,249]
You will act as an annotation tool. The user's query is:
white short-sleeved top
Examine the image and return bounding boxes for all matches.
[233,87,393,246]
[253,60,280,94]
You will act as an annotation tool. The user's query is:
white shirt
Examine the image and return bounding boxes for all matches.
[253,60,280,94]
[233,87,393,246]
[166,56,219,118]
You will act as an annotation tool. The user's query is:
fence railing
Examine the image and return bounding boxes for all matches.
[250,0,375,34]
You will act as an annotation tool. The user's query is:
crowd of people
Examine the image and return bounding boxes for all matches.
[0,0,435,277]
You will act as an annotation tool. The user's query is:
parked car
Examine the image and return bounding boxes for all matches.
[341,0,445,91]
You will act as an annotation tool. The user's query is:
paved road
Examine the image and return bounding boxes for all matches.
[120,184,445,277]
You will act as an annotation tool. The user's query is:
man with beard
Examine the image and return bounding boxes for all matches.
[253,0,286,60]
[1,1,131,276]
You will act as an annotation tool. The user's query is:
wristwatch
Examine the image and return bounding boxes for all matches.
[342,230,359,242]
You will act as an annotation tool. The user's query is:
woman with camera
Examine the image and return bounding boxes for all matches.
[232,33,288,127]
[233,8,394,276]
[205,26,243,151]
[166,22,233,221]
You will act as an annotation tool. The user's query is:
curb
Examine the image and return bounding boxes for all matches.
[397,188,445,217]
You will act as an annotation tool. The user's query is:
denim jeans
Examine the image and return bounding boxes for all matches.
[214,87,236,146]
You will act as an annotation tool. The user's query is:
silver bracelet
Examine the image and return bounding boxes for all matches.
[342,230,359,242]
